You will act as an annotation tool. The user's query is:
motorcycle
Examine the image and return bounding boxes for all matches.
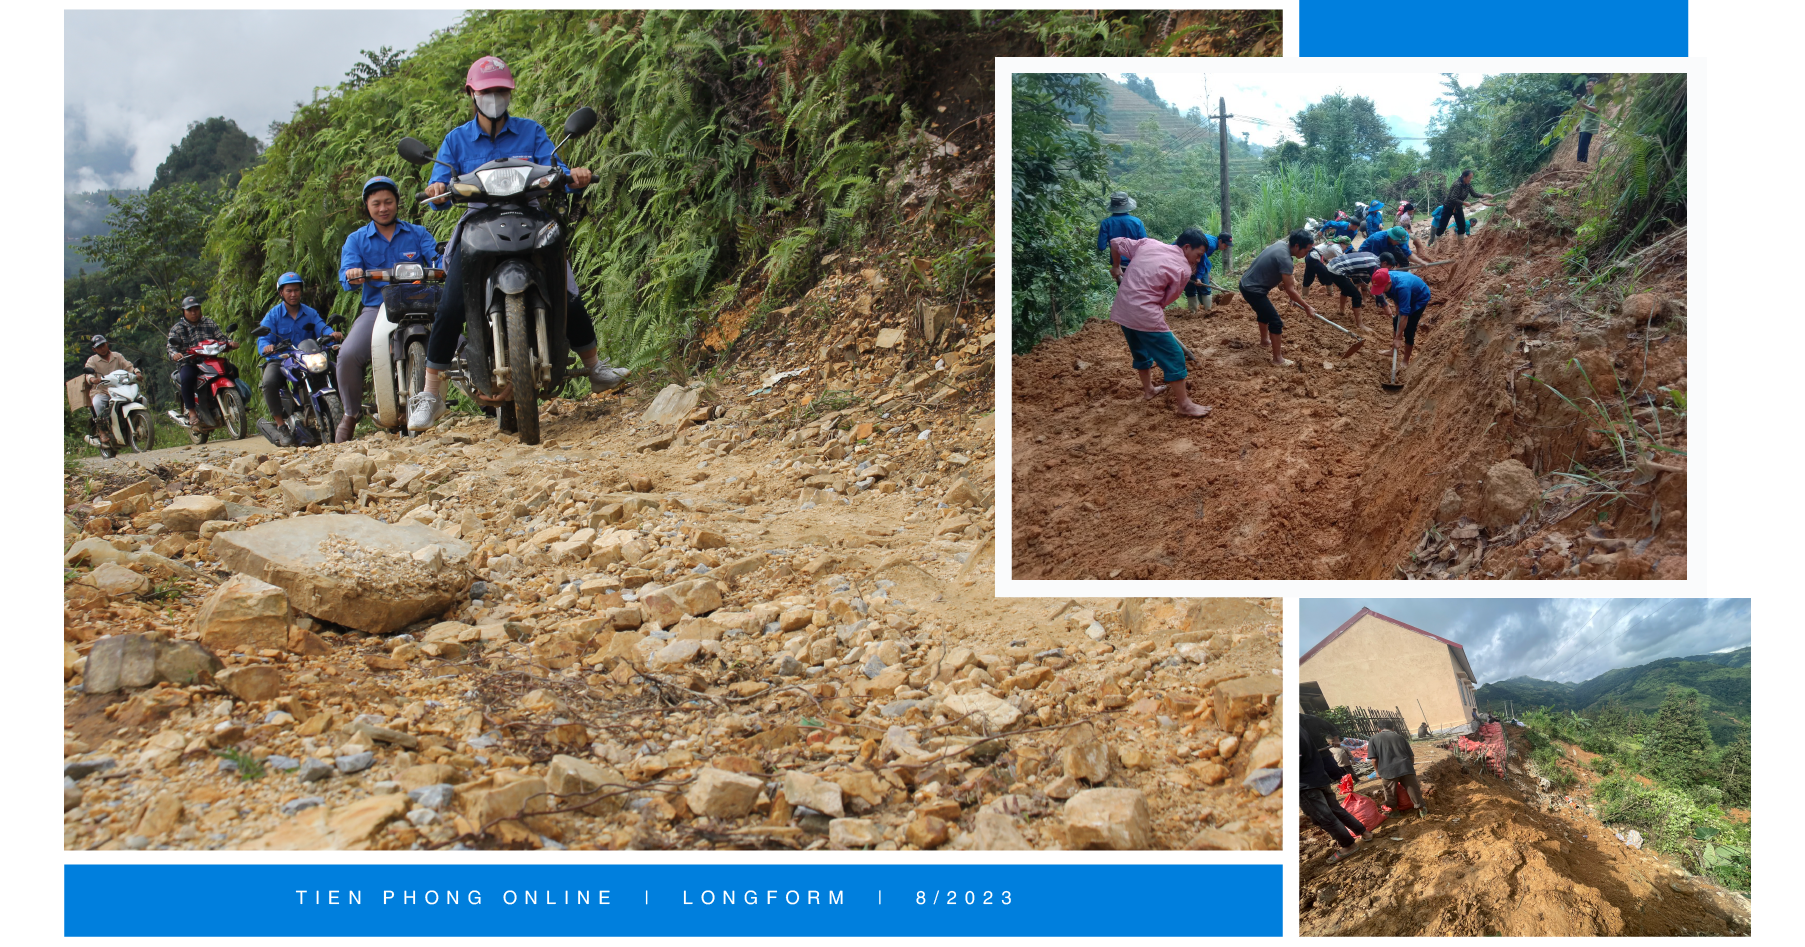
[395,106,598,445]
[167,336,250,444]
[255,327,344,447]
[367,256,446,437]
[83,368,153,457]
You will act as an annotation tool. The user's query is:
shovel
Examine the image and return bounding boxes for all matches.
[1382,345,1404,392]
[1289,300,1365,358]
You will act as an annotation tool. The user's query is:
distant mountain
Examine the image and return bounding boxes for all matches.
[1475,650,1750,745]
[65,189,142,277]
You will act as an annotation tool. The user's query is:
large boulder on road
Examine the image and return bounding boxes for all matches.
[210,513,471,634]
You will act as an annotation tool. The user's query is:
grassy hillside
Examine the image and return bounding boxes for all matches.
[1478,651,1750,745]
[203,9,1188,375]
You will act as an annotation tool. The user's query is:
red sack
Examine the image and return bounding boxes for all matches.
[1337,774,1355,795]
[1339,789,1388,830]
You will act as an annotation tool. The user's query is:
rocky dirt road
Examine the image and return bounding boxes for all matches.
[63,359,1283,852]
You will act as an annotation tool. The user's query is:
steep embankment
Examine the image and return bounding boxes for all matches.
[1299,747,1749,935]
[1011,132,1685,580]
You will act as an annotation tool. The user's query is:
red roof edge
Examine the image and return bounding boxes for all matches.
[1301,607,1466,665]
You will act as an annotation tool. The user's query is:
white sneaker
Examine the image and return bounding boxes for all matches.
[407,392,444,431]
[587,361,629,391]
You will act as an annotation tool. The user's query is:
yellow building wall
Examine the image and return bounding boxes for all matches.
[1303,614,1474,731]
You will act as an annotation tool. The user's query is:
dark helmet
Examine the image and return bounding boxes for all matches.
[180,295,201,310]
[90,334,108,350]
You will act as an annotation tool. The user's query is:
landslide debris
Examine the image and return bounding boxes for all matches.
[63,352,1282,851]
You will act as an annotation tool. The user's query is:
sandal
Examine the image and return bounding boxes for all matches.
[1327,846,1357,863]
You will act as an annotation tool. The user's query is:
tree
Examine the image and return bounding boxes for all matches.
[1291,93,1398,167]
[1717,738,1750,808]
[344,46,406,90]
[76,183,227,330]
[1647,686,1716,788]
[148,117,263,193]
[1011,72,1111,352]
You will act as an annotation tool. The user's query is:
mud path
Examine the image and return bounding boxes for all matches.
[1012,140,1686,580]
[1298,753,1750,936]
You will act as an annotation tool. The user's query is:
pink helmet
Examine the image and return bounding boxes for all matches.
[465,56,516,92]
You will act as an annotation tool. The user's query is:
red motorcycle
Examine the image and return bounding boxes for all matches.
[168,338,249,443]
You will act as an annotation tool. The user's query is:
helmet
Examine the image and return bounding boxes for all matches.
[1371,268,1392,293]
[465,56,515,92]
[361,175,400,203]
[277,272,304,288]
[180,296,200,310]
[90,334,108,350]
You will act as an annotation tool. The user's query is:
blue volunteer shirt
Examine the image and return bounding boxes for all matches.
[259,303,333,360]
[1323,220,1354,239]
[429,116,571,193]
[1365,204,1385,235]
[1382,271,1432,313]
[1193,234,1220,282]
[1097,213,1147,266]
[1362,233,1411,263]
[339,220,442,308]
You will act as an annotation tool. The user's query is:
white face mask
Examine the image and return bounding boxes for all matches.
[475,90,511,120]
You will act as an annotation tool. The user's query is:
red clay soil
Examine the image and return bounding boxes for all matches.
[1011,134,1686,580]
[1298,754,1750,936]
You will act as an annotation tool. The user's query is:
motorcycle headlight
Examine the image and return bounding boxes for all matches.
[476,167,528,197]
[302,352,330,373]
[392,263,424,281]
[534,221,562,249]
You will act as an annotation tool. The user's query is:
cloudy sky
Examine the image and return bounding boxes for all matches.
[1300,599,1752,686]
[65,9,462,192]
[1111,72,1481,155]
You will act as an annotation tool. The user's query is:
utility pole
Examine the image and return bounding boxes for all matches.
[1217,96,1233,273]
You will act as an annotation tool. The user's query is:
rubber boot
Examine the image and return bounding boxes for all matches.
[335,412,358,444]
[1203,293,1213,313]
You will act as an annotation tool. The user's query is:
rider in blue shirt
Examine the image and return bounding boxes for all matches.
[1369,267,1432,366]
[409,55,626,432]
[258,272,342,445]
[334,176,441,442]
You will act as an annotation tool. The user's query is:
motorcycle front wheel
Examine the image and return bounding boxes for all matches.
[125,411,154,453]
[317,393,344,445]
[505,293,540,445]
[217,388,247,440]
[403,341,427,438]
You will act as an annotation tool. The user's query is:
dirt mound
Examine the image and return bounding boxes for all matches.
[1299,755,1749,936]
[1011,151,1685,580]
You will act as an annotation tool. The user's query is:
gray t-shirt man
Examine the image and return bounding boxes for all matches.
[1239,239,1296,295]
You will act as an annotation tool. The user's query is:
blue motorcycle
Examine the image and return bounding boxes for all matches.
[254,326,344,447]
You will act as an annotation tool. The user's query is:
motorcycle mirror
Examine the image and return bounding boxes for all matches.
[253,326,272,338]
[564,107,598,138]
[397,137,433,166]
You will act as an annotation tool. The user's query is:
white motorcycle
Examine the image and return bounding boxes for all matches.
[83,368,155,457]
[367,262,444,436]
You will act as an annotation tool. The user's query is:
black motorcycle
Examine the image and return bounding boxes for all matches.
[396,106,597,445]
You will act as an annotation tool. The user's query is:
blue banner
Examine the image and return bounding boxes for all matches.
[1301,0,1688,56]
[66,864,1281,938]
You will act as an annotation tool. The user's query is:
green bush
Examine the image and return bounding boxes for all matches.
[1588,756,1614,775]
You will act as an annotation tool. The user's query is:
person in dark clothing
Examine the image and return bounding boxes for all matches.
[1433,169,1494,243]
[1418,721,1431,739]
[1370,726,1429,818]
[1300,714,1371,861]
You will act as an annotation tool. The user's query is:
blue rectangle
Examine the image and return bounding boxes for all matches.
[66,864,1281,937]
[1301,0,1688,56]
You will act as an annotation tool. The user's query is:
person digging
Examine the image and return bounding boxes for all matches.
[1370,266,1432,368]
[1236,230,1318,368]
[1105,227,1215,417]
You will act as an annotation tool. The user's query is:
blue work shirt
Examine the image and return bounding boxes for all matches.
[1097,213,1147,265]
[429,116,570,191]
[1365,204,1386,235]
[339,220,442,308]
[1322,220,1354,239]
[1380,271,1432,313]
[1362,233,1412,264]
[1192,234,1220,282]
[258,302,334,360]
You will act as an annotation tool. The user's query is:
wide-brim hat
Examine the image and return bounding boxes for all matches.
[1107,191,1136,213]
